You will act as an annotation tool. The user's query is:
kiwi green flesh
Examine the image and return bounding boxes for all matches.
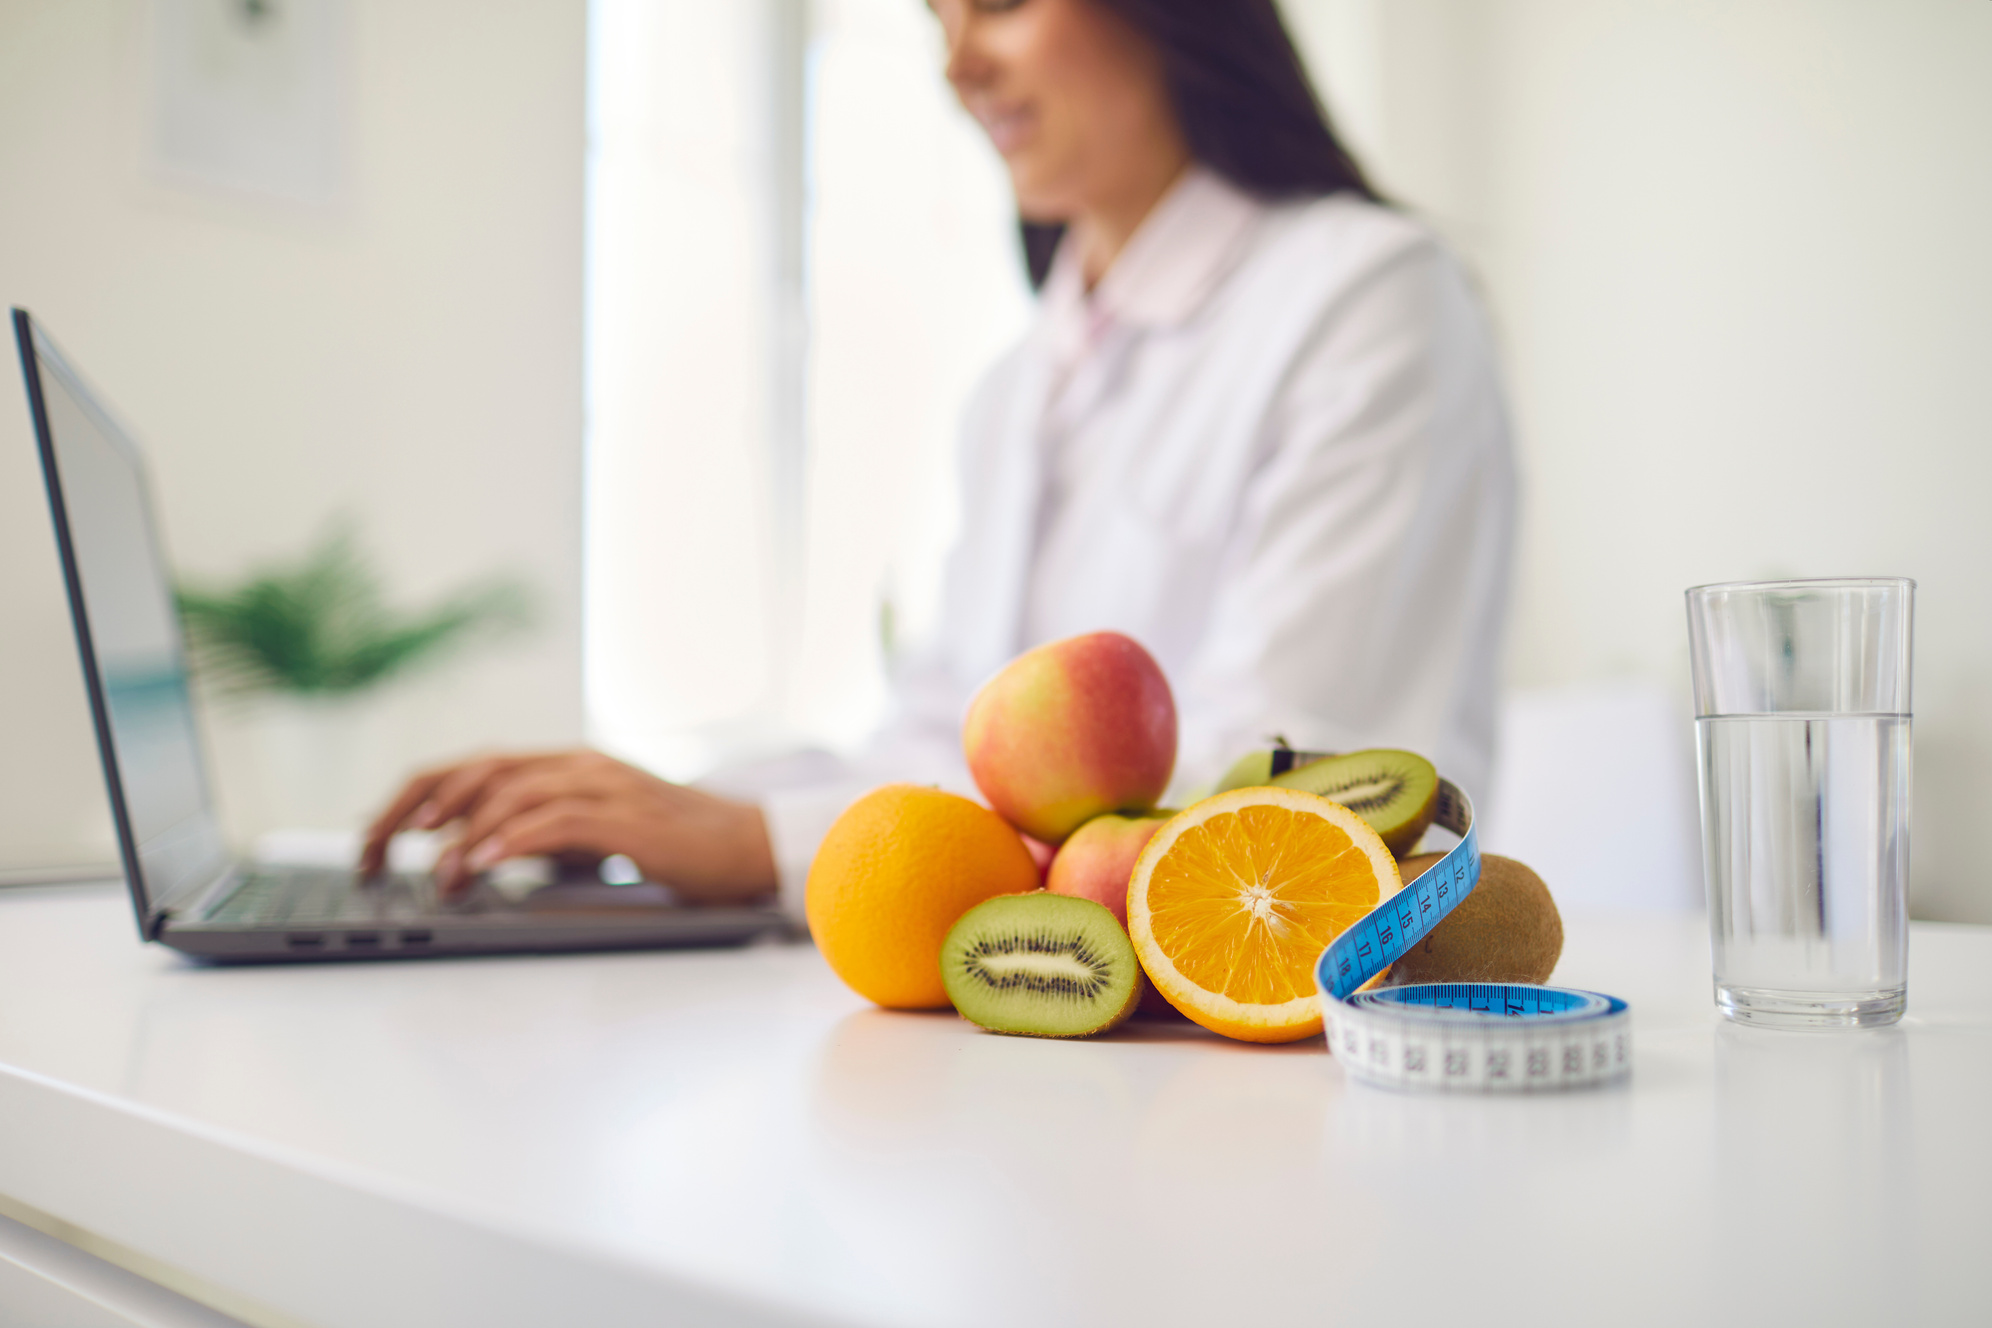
[940,894,1140,1038]
[1272,748,1439,856]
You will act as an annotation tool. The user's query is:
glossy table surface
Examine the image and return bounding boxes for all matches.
[0,883,1987,1328]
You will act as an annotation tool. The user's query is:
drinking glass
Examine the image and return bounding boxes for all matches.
[1685,578,1913,1028]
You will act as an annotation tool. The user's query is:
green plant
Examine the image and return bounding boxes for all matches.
[175,523,531,698]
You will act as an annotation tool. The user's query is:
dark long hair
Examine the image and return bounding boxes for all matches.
[1020,0,1380,288]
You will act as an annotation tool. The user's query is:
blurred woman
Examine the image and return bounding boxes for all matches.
[362,0,1515,919]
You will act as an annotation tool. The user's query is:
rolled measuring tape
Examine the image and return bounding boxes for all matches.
[1314,778,1631,1093]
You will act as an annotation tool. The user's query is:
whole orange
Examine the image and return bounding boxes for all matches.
[806,784,1041,1009]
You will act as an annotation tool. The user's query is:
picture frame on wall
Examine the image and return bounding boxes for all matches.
[146,0,348,207]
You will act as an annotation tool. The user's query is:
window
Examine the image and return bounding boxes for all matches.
[586,0,1030,780]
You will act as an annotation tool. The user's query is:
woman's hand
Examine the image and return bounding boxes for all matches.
[359,750,778,904]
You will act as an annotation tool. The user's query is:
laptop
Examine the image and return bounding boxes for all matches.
[14,307,786,961]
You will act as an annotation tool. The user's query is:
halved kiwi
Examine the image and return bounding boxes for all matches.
[940,893,1140,1038]
[1272,748,1438,856]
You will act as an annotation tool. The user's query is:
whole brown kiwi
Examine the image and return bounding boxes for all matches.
[1383,853,1563,986]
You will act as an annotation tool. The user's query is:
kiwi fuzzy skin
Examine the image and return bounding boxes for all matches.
[1383,854,1563,986]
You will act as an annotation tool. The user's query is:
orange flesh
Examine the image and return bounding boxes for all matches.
[1143,805,1382,1007]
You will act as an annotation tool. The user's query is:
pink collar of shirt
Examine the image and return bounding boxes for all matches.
[1038,166,1268,369]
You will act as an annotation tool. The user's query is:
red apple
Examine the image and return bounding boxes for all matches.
[1044,812,1171,926]
[962,631,1177,844]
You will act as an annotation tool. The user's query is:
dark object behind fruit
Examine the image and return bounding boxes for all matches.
[1383,853,1563,986]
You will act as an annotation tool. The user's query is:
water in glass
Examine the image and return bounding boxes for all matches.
[1697,713,1910,1026]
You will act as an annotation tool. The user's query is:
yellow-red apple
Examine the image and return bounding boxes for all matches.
[1045,812,1170,925]
[961,631,1177,844]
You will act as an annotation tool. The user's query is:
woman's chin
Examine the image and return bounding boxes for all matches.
[1009,178,1078,227]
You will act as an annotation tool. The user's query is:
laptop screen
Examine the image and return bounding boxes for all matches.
[18,313,230,924]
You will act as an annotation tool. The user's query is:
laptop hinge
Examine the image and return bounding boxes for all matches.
[158,864,241,936]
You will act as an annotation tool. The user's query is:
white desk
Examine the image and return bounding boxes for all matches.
[0,883,1987,1327]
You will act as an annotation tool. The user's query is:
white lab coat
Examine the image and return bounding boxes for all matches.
[745,168,1517,919]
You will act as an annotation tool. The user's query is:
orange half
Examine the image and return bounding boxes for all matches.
[1127,787,1400,1043]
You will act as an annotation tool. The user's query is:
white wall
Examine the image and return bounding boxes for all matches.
[0,0,586,867]
[1295,0,1992,920]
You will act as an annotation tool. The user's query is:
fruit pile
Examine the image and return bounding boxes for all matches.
[805,631,1561,1045]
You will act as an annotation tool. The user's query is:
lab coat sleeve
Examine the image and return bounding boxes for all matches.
[1170,237,1516,801]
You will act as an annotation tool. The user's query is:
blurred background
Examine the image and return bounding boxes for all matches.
[1,0,1987,920]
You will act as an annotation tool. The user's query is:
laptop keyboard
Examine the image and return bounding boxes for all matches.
[204,868,434,927]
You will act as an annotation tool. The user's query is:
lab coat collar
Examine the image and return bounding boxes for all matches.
[1040,166,1266,354]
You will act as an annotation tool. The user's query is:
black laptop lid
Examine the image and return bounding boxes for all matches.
[14,309,230,933]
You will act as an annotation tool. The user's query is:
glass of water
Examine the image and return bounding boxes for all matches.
[1686,578,1914,1028]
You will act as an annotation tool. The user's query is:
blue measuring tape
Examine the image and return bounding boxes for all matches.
[1314,778,1631,1092]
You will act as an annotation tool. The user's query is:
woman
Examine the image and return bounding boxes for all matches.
[361,0,1515,918]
